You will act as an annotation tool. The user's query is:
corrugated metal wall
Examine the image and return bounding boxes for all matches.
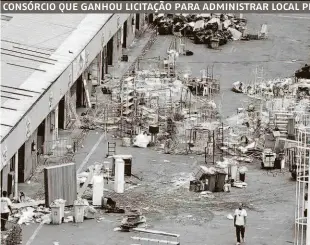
[44,162,77,206]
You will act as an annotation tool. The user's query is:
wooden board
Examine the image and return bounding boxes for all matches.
[44,162,77,207]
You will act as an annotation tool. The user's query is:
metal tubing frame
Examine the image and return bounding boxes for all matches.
[294,144,310,245]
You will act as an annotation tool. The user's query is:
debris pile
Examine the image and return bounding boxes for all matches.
[119,209,146,232]
[84,203,97,219]
[12,206,50,225]
[154,13,247,49]
[191,165,229,193]
[295,64,310,79]
[2,224,22,245]
[232,77,295,98]
[103,197,125,213]
[229,63,310,181]
[106,69,220,154]
[220,106,268,160]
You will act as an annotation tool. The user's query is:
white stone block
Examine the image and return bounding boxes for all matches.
[92,175,104,206]
[114,158,125,193]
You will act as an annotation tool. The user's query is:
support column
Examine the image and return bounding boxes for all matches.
[54,106,59,140]
[132,14,135,35]
[14,151,18,201]
[99,51,103,84]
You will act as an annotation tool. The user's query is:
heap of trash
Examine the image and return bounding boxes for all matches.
[233,76,310,101]
[232,78,294,97]
[295,64,310,79]
[154,13,247,48]
[118,209,147,232]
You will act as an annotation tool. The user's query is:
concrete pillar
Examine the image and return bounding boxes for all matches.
[132,14,135,35]
[112,31,122,67]
[97,54,102,85]
[44,113,53,144]
[14,151,19,201]
[1,164,9,192]
[114,158,124,193]
[126,15,135,46]
[54,105,59,140]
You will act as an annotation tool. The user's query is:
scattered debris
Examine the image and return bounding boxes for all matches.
[200,191,215,199]
[295,64,310,79]
[63,216,73,223]
[3,224,22,245]
[154,13,249,49]
[118,209,147,232]
[226,214,234,220]
[84,205,97,219]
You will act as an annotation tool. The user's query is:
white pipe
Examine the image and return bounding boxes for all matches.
[14,151,19,201]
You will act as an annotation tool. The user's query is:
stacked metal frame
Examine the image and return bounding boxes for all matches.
[295,128,310,245]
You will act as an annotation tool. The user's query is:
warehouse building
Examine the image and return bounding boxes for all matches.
[0,13,149,198]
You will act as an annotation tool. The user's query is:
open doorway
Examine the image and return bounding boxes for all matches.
[122,20,127,48]
[76,76,85,108]
[148,14,154,23]
[107,38,113,66]
[7,156,16,197]
[135,13,140,30]
[37,119,45,155]
[58,96,65,129]
[17,144,25,183]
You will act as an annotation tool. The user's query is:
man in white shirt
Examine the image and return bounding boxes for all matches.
[1,191,13,231]
[234,203,247,244]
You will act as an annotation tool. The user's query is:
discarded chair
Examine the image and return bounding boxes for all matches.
[106,142,116,157]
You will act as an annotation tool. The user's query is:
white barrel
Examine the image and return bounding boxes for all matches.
[230,165,238,181]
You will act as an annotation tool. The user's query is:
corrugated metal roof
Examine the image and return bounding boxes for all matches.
[1,14,86,89]
[0,14,87,138]
[0,14,114,140]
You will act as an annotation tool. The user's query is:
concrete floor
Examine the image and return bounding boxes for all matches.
[172,13,310,117]
[22,130,296,245]
[21,14,310,245]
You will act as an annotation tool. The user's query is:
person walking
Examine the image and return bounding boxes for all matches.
[234,203,247,244]
[1,191,13,231]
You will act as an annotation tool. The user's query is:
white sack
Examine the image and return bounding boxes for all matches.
[133,133,150,148]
